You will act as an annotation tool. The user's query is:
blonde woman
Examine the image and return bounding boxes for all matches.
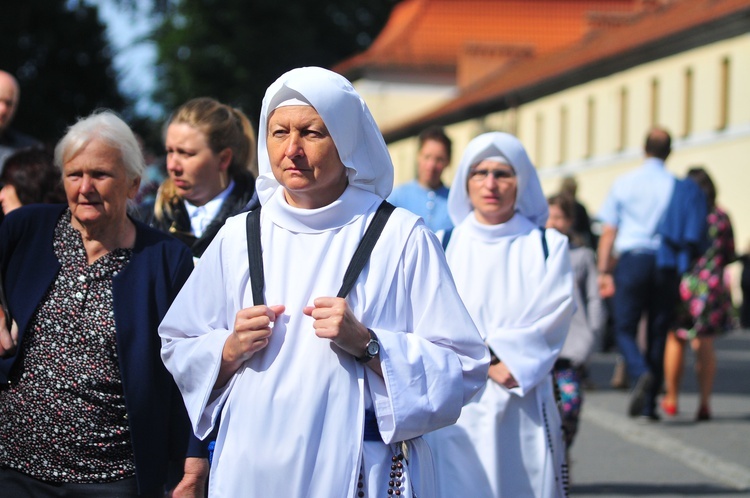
[144,97,257,259]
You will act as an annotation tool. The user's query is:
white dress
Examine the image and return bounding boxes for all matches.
[425,212,574,498]
[159,186,488,497]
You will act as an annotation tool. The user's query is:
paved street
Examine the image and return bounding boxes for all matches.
[570,329,750,497]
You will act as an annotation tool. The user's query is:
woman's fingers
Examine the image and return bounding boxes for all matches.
[305,297,369,357]
[226,305,285,362]
[0,319,18,356]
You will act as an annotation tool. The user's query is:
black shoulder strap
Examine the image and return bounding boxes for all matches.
[540,227,549,261]
[441,228,453,251]
[245,201,396,305]
[246,207,265,305]
[337,201,395,298]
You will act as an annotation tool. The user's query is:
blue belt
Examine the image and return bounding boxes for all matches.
[364,409,382,441]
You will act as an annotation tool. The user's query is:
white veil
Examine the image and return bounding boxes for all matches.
[255,67,394,206]
[447,132,549,227]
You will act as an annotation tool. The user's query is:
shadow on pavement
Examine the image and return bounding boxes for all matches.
[586,330,750,396]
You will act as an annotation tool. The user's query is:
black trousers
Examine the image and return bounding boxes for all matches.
[0,468,163,498]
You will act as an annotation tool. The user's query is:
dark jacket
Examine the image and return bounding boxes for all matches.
[657,177,708,274]
[143,170,256,258]
[0,204,202,494]
[0,128,43,171]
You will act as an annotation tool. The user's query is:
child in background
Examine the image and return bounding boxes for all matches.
[547,194,607,451]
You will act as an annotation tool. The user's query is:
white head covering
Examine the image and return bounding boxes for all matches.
[447,132,549,227]
[256,66,394,206]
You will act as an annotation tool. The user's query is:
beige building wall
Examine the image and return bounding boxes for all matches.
[386,33,750,264]
[353,81,456,132]
[353,80,457,186]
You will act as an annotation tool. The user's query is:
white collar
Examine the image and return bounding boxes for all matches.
[461,212,535,242]
[263,185,380,234]
[185,180,235,237]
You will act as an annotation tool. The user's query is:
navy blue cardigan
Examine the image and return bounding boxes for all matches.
[0,204,203,494]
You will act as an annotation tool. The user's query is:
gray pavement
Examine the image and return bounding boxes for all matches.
[570,329,750,497]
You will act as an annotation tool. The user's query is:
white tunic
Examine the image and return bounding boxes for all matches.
[425,213,574,498]
[159,187,488,497]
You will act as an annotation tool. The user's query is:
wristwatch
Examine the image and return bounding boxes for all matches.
[356,328,380,363]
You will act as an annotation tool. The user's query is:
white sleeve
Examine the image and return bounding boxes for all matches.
[159,223,240,438]
[366,225,490,443]
[597,184,620,227]
[486,232,575,396]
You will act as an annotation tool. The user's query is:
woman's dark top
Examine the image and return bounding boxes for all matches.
[144,170,256,258]
[0,212,135,482]
[0,204,201,494]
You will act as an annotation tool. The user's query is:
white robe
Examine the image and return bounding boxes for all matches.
[425,213,574,498]
[159,187,488,497]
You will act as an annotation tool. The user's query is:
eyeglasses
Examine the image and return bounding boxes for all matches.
[468,168,516,182]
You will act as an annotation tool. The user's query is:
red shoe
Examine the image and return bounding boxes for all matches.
[661,399,678,417]
[696,405,711,421]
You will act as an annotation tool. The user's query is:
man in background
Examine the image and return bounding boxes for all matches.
[389,126,453,232]
[597,127,678,422]
[0,70,42,172]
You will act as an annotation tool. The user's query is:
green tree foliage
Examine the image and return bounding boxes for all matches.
[0,1,126,145]
[152,0,399,126]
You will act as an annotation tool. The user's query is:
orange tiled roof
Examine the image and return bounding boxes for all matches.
[334,0,639,77]
[378,0,750,141]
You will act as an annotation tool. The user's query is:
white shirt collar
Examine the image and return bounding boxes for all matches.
[185,179,235,238]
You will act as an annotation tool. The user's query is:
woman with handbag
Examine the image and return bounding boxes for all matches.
[158,66,488,497]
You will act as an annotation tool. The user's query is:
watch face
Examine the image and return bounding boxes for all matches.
[366,340,380,357]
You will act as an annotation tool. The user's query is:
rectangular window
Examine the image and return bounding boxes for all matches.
[619,87,628,151]
[509,104,519,136]
[586,97,595,158]
[718,57,730,130]
[559,106,568,165]
[535,113,544,166]
[650,78,659,126]
[683,68,693,137]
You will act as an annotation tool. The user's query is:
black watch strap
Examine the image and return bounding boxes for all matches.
[356,329,379,363]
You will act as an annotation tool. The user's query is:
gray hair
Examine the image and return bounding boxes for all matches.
[54,110,144,181]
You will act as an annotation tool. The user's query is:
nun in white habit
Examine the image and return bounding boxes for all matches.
[424,132,574,498]
[158,66,489,497]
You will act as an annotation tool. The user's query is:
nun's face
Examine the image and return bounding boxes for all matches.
[267,105,348,209]
[467,159,517,225]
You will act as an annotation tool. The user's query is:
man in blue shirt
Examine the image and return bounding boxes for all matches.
[597,127,678,421]
[389,126,453,233]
